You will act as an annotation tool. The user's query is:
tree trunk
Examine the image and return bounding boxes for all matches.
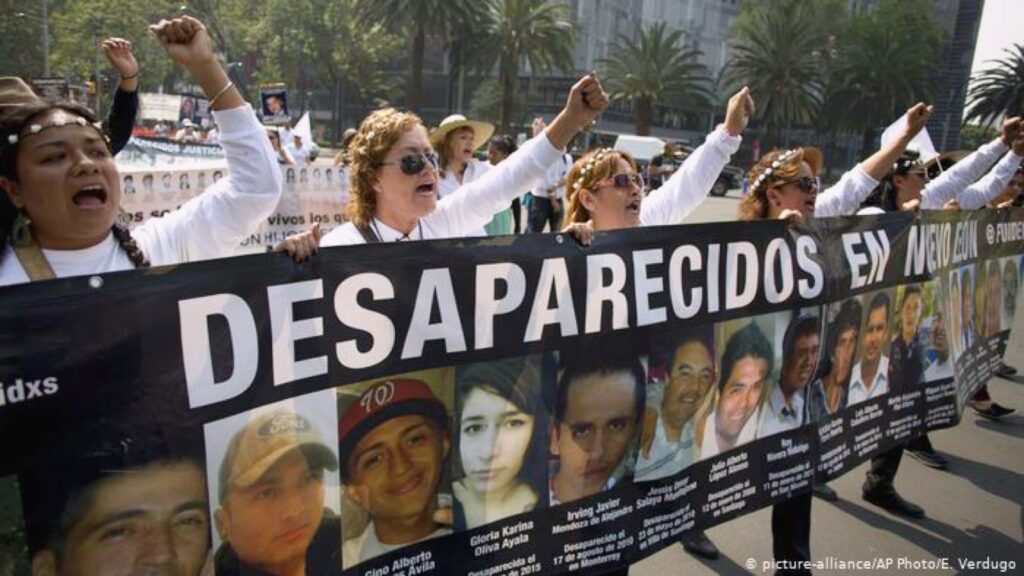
[332,75,340,145]
[500,58,517,133]
[636,96,653,136]
[408,21,425,111]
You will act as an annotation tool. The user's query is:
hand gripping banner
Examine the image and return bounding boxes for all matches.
[0,209,1021,576]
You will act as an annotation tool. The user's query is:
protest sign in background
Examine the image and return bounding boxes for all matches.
[0,210,1021,575]
[116,161,350,252]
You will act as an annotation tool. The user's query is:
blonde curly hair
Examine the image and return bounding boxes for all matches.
[563,148,638,227]
[738,148,821,221]
[346,107,425,228]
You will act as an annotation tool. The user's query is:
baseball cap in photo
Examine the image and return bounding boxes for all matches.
[219,410,339,500]
[338,379,448,477]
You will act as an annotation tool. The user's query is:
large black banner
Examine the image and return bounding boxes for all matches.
[0,209,1021,575]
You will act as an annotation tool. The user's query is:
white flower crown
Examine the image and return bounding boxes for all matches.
[751,148,799,193]
[572,148,612,192]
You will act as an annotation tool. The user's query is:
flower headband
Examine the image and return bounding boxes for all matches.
[572,148,612,192]
[5,110,105,146]
[750,148,799,194]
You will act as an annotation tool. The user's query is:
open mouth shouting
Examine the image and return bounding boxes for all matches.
[72,184,109,209]
[415,181,437,197]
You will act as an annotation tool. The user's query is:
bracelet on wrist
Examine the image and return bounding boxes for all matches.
[208,81,235,107]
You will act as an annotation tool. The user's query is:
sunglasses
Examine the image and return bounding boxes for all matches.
[781,176,820,193]
[907,169,929,181]
[380,152,440,175]
[595,172,644,190]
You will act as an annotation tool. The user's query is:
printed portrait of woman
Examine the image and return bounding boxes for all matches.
[453,355,549,530]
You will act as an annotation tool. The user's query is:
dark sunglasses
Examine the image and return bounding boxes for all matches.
[596,172,645,189]
[782,176,820,193]
[380,152,440,175]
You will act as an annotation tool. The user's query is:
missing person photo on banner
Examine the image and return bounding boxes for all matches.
[548,341,646,506]
[696,317,776,460]
[889,284,927,396]
[847,290,894,407]
[1001,256,1019,332]
[808,297,863,423]
[204,390,341,576]
[757,308,823,439]
[17,423,210,576]
[922,282,954,384]
[960,265,979,352]
[452,354,552,531]
[637,325,715,482]
[337,370,454,570]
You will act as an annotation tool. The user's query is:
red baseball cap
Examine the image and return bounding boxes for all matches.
[338,378,448,477]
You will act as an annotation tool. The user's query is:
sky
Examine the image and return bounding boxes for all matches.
[969,0,1024,76]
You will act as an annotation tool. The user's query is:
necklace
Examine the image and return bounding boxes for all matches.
[371,218,423,242]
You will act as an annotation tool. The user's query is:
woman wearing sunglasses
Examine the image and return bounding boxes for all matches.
[558,87,753,564]
[0,16,281,286]
[563,87,752,237]
[319,74,607,245]
[739,103,934,223]
[732,103,932,576]
[863,117,1022,213]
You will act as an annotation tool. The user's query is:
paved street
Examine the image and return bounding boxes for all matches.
[631,193,1024,575]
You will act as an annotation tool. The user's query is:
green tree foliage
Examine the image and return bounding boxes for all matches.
[825,0,942,155]
[481,0,575,132]
[601,22,712,136]
[959,123,999,150]
[965,44,1024,127]
[726,0,826,147]
[49,0,180,94]
[356,0,486,111]
[0,0,48,79]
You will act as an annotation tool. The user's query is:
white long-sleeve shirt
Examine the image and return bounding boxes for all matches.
[956,150,1024,210]
[0,105,281,286]
[321,133,563,245]
[814,166,881,218]
[530,154,572,199]
[640,127,742,226]
[921,138,1009,209]
[438,158,492,199]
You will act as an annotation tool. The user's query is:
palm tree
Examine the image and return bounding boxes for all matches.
[965,44,1024,127]
[824,0,940,155]
[725,0,825,148]
[357,0,485,110]
[483,0,576,132]
[601,23,713,136]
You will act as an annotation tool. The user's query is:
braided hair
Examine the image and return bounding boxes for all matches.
[1,99,149,269]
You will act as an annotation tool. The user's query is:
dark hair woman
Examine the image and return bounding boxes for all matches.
[0,17,280,286]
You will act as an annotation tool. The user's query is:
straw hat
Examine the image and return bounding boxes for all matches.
[801,146,824,176]
[0,77,43,113]
[429,114,494,153]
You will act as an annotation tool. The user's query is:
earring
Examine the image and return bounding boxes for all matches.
[11,209,32,247]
